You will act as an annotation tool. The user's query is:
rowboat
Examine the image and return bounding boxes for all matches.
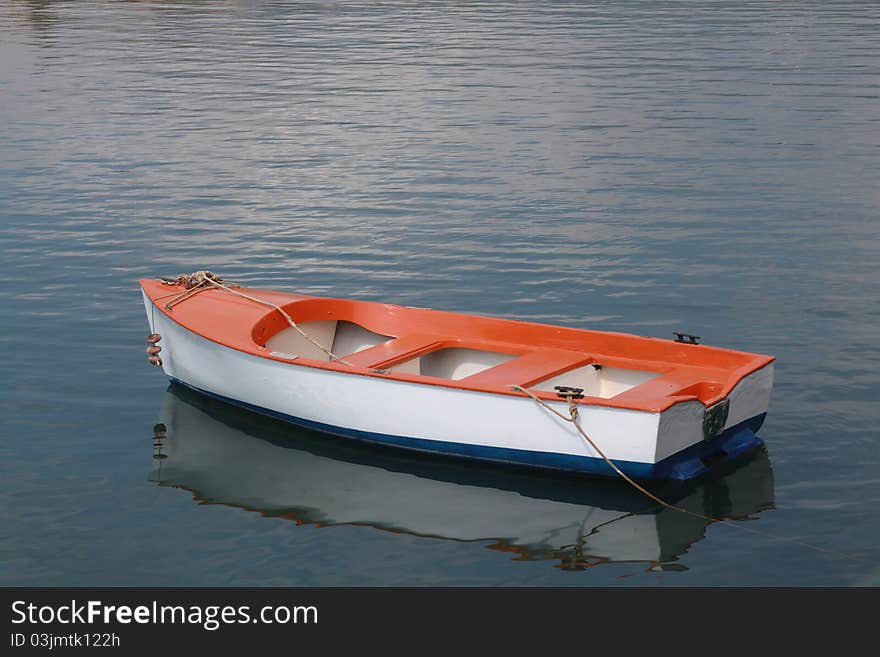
[151,385,776,568]
[140,273,774,482]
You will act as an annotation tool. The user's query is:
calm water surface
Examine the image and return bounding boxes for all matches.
[1,1,879,585]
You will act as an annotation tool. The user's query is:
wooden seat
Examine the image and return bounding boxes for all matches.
[610,368,725,410]
[459,348,592,389]
[338,333,443,369]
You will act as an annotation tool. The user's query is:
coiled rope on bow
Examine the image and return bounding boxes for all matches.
[159,271,354,366]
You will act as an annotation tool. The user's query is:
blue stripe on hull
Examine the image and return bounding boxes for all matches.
[169,378,765,482]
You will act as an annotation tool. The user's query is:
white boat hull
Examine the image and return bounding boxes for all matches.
[144,293,772,481]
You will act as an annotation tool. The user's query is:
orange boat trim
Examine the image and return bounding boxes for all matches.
[140,278,775,413]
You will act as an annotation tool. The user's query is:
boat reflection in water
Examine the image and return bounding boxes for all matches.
[150,384,776,571]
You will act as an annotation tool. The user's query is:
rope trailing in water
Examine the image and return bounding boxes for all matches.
[509,384,716,521]
[160,271,354,366]
[508,384,868,563]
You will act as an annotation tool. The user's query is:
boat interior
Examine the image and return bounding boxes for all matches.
[261,316,664,400]
[246,295,768,410]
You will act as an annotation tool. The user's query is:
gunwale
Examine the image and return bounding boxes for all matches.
[140,278,775,413]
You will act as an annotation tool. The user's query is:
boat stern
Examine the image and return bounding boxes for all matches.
[651,362,774,481]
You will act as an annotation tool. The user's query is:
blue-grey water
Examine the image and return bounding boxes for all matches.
[1,0,878,586]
